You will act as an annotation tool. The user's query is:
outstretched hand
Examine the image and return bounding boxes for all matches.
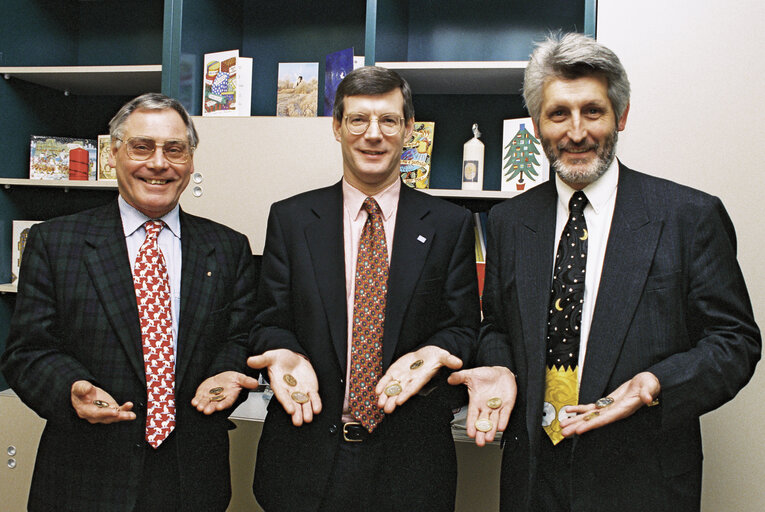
[375,345,462,414]
[560,371,660,437]
[448,366,516,446]
[70,380,136,424]
[248,349,322,426]
[192,371,260,415]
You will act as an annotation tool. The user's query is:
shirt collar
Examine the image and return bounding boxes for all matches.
[118,195,181,239]
[554,158,619,214]
[342,177,401,221]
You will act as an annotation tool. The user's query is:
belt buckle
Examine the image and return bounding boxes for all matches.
[342,421,364,442]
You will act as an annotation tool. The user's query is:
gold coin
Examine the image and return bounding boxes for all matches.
[291,391,309,404]
[475,418,493,432]
[384,382,402,397]
[583,411,600,421]
[409,359,424,370]
[283,374,298,387]
[210,394,226,402]
[648,398,660,407]
[209,387,224,395]
[486,397,502,409]
[93,400,110,408]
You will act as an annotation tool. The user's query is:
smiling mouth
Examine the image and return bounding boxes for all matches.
[143,178,169,185]
[361,149,385,156]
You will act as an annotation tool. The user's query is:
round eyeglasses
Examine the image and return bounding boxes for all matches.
[116,137,195,164]
[344,113,405,136]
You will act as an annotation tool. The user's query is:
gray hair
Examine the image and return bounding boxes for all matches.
[333,66,415,122]
[523,33,630,127]
[109,92,199,148]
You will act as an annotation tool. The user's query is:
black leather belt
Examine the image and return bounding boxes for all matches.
[342,422,370,442]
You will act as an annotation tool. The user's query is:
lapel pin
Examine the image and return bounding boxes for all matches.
[417,235,427,243]
[206,271,212,277]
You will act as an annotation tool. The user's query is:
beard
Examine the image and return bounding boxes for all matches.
[542,129,618,187]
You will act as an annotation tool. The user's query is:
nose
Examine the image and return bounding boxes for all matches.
[566,113,588,144]
[147,145,170,169]
[364,118,383,139]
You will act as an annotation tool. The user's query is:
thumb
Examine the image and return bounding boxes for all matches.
[247,354,268,370]
[71,380,94,398]
[238,374,261,389]
[447,370,468,386]
[443,355,463,371]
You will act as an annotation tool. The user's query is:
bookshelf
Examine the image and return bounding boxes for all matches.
[0,0,595,386]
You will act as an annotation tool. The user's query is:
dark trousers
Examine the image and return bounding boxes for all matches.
[319,437,384,511]
[530,435,575,512]
[133,432,181,512]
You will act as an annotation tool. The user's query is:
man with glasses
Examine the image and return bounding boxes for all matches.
[1,93,259,511]
[247,66,481,511]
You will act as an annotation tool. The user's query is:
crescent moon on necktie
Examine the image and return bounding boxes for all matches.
[580,229,588,241]
[554,298,563,311]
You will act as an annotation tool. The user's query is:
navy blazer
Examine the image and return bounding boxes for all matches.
[251,181,481,511]
[477,164,761,512]
[1,200,257,512]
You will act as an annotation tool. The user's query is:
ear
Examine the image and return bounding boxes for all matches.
[617,103,630,132]
[403,117,415,141]
[333,118,343,142]
[531,118,541,138]
[108,138,118,168]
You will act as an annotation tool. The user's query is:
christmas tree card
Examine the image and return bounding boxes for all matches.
[501,117,549,195]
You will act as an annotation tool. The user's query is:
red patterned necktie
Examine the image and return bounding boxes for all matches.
[134,220,175,448]
[349,197,388,432]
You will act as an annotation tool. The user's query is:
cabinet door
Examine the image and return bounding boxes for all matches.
[0,393,45,510]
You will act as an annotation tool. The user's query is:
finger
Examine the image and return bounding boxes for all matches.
[497,404,512,432]
[247,354,268,370]
[239,375,261,389]
[447,370,468,386]
[310,392,323,415]
[71,380,94,399]
[474,431,487,447]
[301,400,314,423]
[270,383,297,416]
[442,355,463,371]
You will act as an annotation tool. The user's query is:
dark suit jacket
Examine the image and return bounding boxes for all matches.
[477,164,761,512]
[251,181,480,512]
[1,200,257,512]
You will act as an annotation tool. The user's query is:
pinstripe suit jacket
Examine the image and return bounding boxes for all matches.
[476,164,761,512]
[1,200,257,511]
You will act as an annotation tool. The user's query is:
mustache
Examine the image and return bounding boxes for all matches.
[557,141,599,153]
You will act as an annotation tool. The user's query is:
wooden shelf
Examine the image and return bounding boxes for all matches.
[0,283,17,294]
[423,188,512,200]
[0,65,162,95]
[0,178,118,191]
[377,61,527,95]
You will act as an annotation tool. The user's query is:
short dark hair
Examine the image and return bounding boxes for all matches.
[109,92,199,149]
[333,66,414,122]
[523,33,630,127]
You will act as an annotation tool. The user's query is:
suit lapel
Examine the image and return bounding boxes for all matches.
[175,211,218,387]
[383,185,435,368]
[304,183,348,369]
[579,165,663,402]
[515,181,558,435]
[83,202,145,381]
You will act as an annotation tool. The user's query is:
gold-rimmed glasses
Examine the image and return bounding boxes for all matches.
[343,113,405,136]
[116,137,194,164]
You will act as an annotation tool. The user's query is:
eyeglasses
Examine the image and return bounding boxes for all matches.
[116,137,194,164]
[344,113,405,136]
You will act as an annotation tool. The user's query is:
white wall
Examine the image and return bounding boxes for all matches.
[597,2,765,510]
